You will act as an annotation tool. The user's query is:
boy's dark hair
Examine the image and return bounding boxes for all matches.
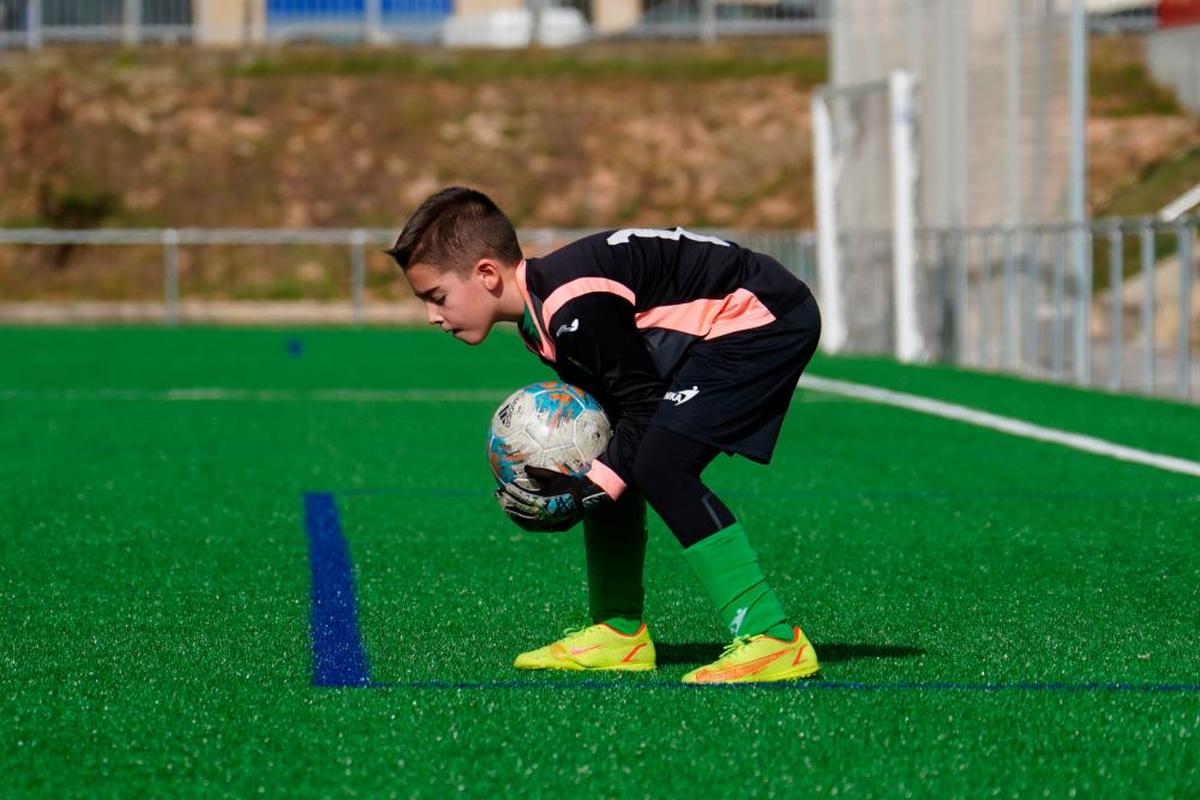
[386,187,522,274]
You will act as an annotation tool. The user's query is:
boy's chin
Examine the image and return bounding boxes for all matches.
[455,328,486,345]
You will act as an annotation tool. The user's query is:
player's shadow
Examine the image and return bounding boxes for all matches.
[656,642,924,666]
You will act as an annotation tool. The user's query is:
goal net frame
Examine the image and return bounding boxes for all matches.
[813,69,923,362]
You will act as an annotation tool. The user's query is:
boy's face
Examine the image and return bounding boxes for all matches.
[405,260,500,345]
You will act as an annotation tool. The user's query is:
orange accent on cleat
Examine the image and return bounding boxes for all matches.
[622,643,648,663]
[682,626,820,685]
[514,623,656,672]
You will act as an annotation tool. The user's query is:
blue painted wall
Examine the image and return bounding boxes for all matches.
[267,0,452,20]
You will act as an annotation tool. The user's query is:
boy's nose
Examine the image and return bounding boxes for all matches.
[425,304,444,325]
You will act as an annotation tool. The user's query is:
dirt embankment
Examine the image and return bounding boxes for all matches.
[0,43,822,234]
[2,38,1195,233]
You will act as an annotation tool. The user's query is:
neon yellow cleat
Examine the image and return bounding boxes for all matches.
[514,623,656,672]
[681,626,820,684]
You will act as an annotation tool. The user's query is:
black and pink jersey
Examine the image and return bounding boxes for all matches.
[515,227,813,500]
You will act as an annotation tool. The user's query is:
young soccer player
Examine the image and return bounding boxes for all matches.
[387,187,822,684]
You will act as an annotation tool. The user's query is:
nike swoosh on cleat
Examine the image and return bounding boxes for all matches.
[695,648,790,682]
[570,645,601,656]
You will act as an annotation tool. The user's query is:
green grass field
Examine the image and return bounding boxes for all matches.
[2,327,1198,797]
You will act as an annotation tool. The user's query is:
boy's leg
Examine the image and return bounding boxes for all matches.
[635,295,821,641]
[622,296,821,681]
[632,426,818,682]
[512,490,655,672]
[583,489,648,635]
[631,426,792,642]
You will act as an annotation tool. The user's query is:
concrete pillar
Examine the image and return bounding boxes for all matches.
[196,0,266,47]
[455,0,525,14]
[124,0,142,46]
[590,0,640,34]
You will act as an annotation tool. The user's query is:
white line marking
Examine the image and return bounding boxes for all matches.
[801,375,1200,480]
[0,388,510,403]
[6,377,1196,480]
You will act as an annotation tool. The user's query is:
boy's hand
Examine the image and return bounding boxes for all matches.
[495,466,609,532]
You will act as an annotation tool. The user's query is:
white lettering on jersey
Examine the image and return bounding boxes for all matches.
[606,226,730,248]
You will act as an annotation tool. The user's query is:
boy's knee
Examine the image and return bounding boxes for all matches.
[631,436,735,544]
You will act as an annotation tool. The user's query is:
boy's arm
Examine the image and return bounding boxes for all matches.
[548,291,665,500]
[495,290,658,530]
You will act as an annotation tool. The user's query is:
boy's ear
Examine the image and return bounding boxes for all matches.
[475,258,504,291]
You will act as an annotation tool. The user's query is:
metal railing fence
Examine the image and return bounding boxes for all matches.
[0,0,1161,49]
[0,225,817,323]
[829,217,1199,401]
[1,219,1196,402]
[902,216,1198,401]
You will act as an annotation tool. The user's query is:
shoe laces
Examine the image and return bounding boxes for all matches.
[560,624,598,641]
[718,635,755,662]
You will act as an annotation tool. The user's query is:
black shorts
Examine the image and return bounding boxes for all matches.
[649,293,821,464]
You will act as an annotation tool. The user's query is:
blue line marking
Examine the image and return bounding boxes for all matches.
[300,493,1197,695]
[365,679,1200,693]
[303,492,372,687]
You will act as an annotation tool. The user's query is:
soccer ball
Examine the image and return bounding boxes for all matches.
[488,382,612,491]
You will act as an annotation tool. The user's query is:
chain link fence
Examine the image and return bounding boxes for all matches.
[830,0,1091,234]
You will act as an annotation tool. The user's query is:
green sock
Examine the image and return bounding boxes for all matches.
[682,522,794,641]
[583,492,647,636]
[598,615,643,636]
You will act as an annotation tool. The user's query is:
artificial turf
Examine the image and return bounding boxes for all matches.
[2,326,1198,797]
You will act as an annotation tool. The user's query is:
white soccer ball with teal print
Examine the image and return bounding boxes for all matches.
[488,382,611,491]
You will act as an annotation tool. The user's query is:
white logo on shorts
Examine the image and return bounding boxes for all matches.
[555,319,579,337]
[663,386,700,406]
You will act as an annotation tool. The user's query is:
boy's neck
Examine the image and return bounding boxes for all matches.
[497,261,527,323]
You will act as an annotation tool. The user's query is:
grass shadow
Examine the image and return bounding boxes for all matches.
[656,642,924,667]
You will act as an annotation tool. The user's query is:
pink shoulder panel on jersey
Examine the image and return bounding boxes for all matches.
[540,278,636,333]
[634,288,776,339]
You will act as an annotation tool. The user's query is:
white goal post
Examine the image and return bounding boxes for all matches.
[812,69,923,362]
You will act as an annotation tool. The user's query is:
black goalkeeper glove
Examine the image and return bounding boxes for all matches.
[495,466,611,532]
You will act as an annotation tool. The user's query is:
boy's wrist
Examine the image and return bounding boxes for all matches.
[494,468,611,532]
[576,477,609,512]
